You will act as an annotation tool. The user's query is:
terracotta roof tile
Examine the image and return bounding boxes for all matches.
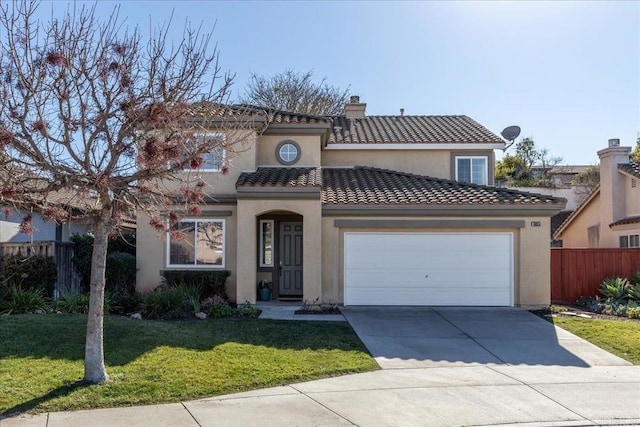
[619,161,640,178]
[329,115,504,144]
[236,167,565,206]
[237,167,322,188]
[322,167,563,206]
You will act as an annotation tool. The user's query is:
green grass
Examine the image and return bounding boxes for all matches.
[0,314,377,415]
[550,317,640,365]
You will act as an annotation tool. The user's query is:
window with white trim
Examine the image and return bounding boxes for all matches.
[259,220,274,267]
[456,156,488,185]
[620,234,640,248]
[167,219,225,267]
[184,133,225,172]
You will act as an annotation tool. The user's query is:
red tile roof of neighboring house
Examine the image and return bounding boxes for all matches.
[328,115,504,145]
[237,167,565,207]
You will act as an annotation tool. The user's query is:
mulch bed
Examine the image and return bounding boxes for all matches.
[531,304,640,322]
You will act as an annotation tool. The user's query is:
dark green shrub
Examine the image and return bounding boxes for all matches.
[70,234,94,289]
[208,301,236,318]
[107,231,136,256]
[110,289,144,315]
[1,254,57,297]
[160,270,230,299]
[236,302,260,318]
[141,284,199,320]
[106,252,136,293]
[55,293,111,315]
[599,277,631,301]
[55,293,90,314]
[628,283,640,301]
[71,233,137,290]
[0,286,50,314]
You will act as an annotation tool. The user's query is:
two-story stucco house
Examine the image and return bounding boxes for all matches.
[554,139,640,248]
[136,97,566,307]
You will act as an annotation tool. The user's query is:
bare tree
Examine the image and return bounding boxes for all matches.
[572,166,600,203]
[241,69,349,116]
[0,2,264,383]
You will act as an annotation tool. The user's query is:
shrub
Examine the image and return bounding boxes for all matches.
[160,270,230,299]
[106,252,136,293]
[208,301,236,318]
[110,289,144,315]
[71,233,137,290]
[631,271,640,286]
[628,282,640,302]
[55,293,90,314]
[0,286,50,314]
[237,301,260,318]
[141,284,200,320]
[1,254,57,298]
[627,306,640,319]
[599,277,631,301]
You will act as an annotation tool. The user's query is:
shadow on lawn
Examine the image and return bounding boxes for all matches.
[0,380,89,418]
[0,314,367,367]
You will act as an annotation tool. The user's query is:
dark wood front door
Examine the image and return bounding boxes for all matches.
[279,222,303,296]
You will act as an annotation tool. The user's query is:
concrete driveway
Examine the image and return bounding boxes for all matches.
[341,306,631,368]
[4,307,640,427]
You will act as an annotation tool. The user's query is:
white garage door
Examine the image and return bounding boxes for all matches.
[344,232,513,306]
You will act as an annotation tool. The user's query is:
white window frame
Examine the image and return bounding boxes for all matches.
[183,133,226,172]
[259,219,274,267]
[166,218,226,268]
[629,234,640,248]
[455,156,488,185]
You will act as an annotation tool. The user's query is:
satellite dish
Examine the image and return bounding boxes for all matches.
[501,125,521,150]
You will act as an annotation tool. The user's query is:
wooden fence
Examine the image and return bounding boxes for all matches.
[551,248,640,303]
[0,240,82,297]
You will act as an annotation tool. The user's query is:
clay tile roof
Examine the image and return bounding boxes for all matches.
[321,167,564,206]
[328,115,504,144]
[610,215,640,227]
[619,161,640,178]
[237,167,322,188]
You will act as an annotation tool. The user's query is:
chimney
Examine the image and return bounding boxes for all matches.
[597,138,631,246]
[400,108,405,116]
[343,95,366,119]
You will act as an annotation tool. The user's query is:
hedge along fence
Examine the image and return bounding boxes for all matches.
[160,270,231,300]
[551,248,640,303]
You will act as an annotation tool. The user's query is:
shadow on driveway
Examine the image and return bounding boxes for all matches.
[342,307,630,368]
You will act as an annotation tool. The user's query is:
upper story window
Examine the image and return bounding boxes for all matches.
[167,219,225,268]
[276,140,301,165]
[185,133,225,172]
[456,156,488,185]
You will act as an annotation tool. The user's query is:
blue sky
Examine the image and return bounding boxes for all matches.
[43,1,639,165]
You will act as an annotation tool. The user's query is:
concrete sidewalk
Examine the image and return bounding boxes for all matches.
[3,365,640,427]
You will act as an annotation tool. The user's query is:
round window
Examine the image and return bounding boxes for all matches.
[276,140,301,165]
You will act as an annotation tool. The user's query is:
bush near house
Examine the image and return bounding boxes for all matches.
[160,270,231,300]
[576,272,640,319]
[0,254,57,297]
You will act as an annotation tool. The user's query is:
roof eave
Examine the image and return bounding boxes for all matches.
[322,203,565,217]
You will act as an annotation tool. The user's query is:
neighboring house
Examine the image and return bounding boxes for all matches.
[136,96,566,307]
[0,209,88,244]
[554,139,640,248]
[530,165,594,190]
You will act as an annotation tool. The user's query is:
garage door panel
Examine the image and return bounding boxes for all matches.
[344,232,513,306]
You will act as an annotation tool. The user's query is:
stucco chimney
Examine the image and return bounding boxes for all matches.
[597,138,631,246]
[343,95,366,119]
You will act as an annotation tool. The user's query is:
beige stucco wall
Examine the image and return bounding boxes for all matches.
[625,175,640,216]
[559,193,600,248]
[321,215,552,307]
[136,206,238,299]
[256,134,322,167]
[235,198,322,304]
[159,129,257,196]
[322,149,451,178]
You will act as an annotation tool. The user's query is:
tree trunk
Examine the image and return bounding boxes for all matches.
[84,209,111,383]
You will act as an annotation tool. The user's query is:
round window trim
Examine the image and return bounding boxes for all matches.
[276,140,301,165]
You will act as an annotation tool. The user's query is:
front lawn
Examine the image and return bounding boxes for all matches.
[0,314,377,415]
[549,317,640,365]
